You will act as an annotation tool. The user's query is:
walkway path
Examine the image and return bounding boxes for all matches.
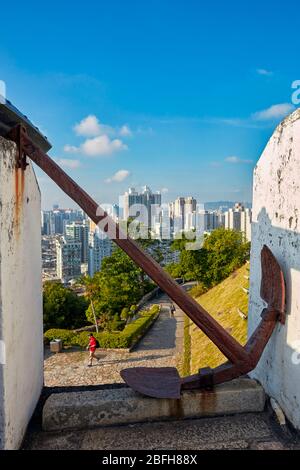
[44,291,184,387]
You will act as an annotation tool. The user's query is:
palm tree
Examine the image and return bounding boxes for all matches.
[76,275,99,333]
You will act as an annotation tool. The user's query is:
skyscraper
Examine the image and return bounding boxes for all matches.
[65,221,89,263]
[169,196,197,233]
[56,237,81,283]
[123,186,161,229]
[224,203,252,241]
[88,228,112,276]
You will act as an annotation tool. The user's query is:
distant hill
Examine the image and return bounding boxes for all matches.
[182,264,249,376]
[204,201,252,211]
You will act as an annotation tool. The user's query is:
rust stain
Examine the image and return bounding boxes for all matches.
[199,389,217,414]
[14,166,25,237]
[169,398,184,419]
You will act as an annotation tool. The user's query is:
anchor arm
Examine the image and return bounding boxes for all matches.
[181,307,281,391]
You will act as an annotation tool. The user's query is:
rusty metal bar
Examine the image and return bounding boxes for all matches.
[7,126,249,365]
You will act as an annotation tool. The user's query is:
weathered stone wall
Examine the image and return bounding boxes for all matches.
[0,136,43,449]
[248,109,300,429]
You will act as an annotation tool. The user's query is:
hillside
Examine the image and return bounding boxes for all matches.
[183,263,249,376]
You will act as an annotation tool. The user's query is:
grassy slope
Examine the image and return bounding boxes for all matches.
[187,263,249,375]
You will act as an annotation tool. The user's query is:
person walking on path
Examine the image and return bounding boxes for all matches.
[86,333,99,367]
[170,303,176,317]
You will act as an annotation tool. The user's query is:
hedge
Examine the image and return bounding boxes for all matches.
[44,304,160,349]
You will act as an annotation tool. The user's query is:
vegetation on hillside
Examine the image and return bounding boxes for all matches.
[182,263,249,376]
[165,227,250,286]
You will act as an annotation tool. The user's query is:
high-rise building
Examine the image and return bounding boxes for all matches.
[151,205,173,240]
[169,197,197,233]
[88,228,112,276]
[112,204,120,221]
[241,208,252,242]
[65,222,89,263]
[41,208,87,236]
[56,236,81,283]
[52,210,65,234]
[123,186,161,229]
[224,203,252,241]
[41,211,54,235]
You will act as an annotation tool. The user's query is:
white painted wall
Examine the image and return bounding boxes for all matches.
[0,136,43,449]
[248,108,300,429]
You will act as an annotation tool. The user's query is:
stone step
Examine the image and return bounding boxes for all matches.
[43,378,265,432]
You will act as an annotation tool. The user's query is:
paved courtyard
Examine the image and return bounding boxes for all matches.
[44,293,184,387]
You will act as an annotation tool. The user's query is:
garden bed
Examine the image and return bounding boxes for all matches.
[44,305,160,352]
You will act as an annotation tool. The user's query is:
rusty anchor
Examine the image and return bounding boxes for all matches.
[121,244,285,398]
[0,100,285,399]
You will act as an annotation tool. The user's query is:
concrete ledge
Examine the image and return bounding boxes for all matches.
[42,378,265,431]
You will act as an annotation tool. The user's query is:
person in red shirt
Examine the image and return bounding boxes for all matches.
[86,333,99,367]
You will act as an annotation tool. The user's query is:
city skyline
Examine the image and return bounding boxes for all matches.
[41,186,252,212]
[1,1,299,209]
[42,198,251,284]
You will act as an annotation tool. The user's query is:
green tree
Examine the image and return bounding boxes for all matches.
[76,275,101,331]
[43,281,88,330]
[200,227,250,286]
[84,247,154,326]
[166,227,250,287]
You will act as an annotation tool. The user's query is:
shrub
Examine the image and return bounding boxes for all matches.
[72,331,91,348]
[120,307,129,321]
[44,304,160,349]
[44,329,75,345]
[189,283,208,298]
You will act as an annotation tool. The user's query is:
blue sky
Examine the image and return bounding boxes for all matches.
[0,0,299,209]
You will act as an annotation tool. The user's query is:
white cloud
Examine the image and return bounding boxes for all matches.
[161,187,169,193]
[55,158,81,169]
[119,125,132,137]
[64,144,80,153]
[252,103,295,121]
[81,135,127,157]
[225,156,253,164]
[105,169,130,183]
[65,115,134,157]
[74,115,134,138]
[64,134,127,157]
[74,115,103,137]
[256,68,273,76]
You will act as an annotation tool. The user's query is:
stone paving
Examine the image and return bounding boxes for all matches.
[44,293,184,387]
[25,411,298,450]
